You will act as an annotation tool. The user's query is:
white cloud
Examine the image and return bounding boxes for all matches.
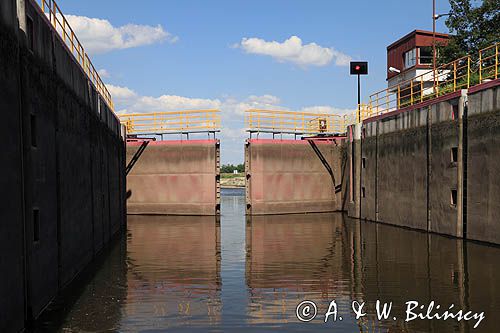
[108,84,354,163]
[107,84,138,106]
[108,84,353,117]
[221,95,285,116]
[65,15,177,54]
[300,105,354,115]
[98,69,110,78]
[221,127,246,140]
[238,35,351,67]
[108,84,221,114]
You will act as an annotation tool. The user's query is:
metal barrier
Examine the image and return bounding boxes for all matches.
[479,43,499,82]
[366,43,498,118]
[33,0,114,111]
[120,110,221,135]
[368,55,471,116]
[245,109,350,135]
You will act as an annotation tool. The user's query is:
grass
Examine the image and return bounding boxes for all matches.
[221,173,244,179]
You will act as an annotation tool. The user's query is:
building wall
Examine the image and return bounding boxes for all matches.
[245,139,343,215]
[126,140,220,216]
[0,1,126,331]
[387,30,449,81]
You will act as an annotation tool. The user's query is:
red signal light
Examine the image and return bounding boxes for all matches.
[350,61,368,75]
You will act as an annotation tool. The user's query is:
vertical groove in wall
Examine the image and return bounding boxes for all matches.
[16,17,29,324]
[375,121,379,221]
[426,106,432,232]
[89,90,95,257]
[107,135,111,238]
[215,140,221,215]
[245,140,251,215]
[50,27,63,290]
[462,99,468,238]
[359,129,362,219]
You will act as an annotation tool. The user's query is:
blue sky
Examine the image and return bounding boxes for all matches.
[60,0,451,163]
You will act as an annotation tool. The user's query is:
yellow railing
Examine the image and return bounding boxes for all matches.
[119,110,221,134]
[368,55,471,116]
[245,109,351,134]
[479,43,499,82]
[34,0,114,111]
[365,42,498,119]
[246,44,499,135]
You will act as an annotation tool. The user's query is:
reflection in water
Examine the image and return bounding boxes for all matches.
[246,214,500,332]
[31,188,500,332]
[123,215,221,331]
[245,213,361,331]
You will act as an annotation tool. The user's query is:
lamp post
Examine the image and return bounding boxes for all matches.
[350,62,368,123]
[432,0,450,91]
[433,0,437,90]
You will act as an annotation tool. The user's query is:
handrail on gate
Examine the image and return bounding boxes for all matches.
[245,109,350,135]
[119,109,221,135]
[33,0,114,111]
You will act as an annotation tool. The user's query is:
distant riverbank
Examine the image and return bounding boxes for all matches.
[220,173,245,188]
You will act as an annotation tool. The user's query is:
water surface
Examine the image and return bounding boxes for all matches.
[33,188,500,332]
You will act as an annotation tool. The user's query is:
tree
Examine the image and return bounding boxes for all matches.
[220,164,244,173]
[438,0,499,65]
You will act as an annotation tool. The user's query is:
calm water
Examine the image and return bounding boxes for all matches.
[33,188,500,332]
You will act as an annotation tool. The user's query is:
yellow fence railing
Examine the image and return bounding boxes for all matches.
[366,42,498,119]
[368,55,471,116]
[246,44,498,136]
[245,109,351,135]
[479,43,499,82]
[34,0,114,111]
[120,110,221,135]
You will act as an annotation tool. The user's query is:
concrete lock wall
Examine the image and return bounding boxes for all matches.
[347,80,500,244]
[0,1,126,332]
[245,139,344,215]
[0,1,26,332]
[466,82,500,244]
[126,140,221,216]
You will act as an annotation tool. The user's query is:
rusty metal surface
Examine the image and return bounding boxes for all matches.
[126,140,220,215]
[245,139,344,215]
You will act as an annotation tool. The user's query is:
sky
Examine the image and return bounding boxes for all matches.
[59,0,451,164]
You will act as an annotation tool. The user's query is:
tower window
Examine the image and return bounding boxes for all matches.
[403,48,417,69]
[419,46,433,65]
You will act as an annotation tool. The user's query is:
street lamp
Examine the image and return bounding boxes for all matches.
[388,67,401,74]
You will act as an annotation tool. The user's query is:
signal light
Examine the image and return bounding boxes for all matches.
[350,61,368,75]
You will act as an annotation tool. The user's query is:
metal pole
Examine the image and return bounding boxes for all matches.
[357,74,361,123]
